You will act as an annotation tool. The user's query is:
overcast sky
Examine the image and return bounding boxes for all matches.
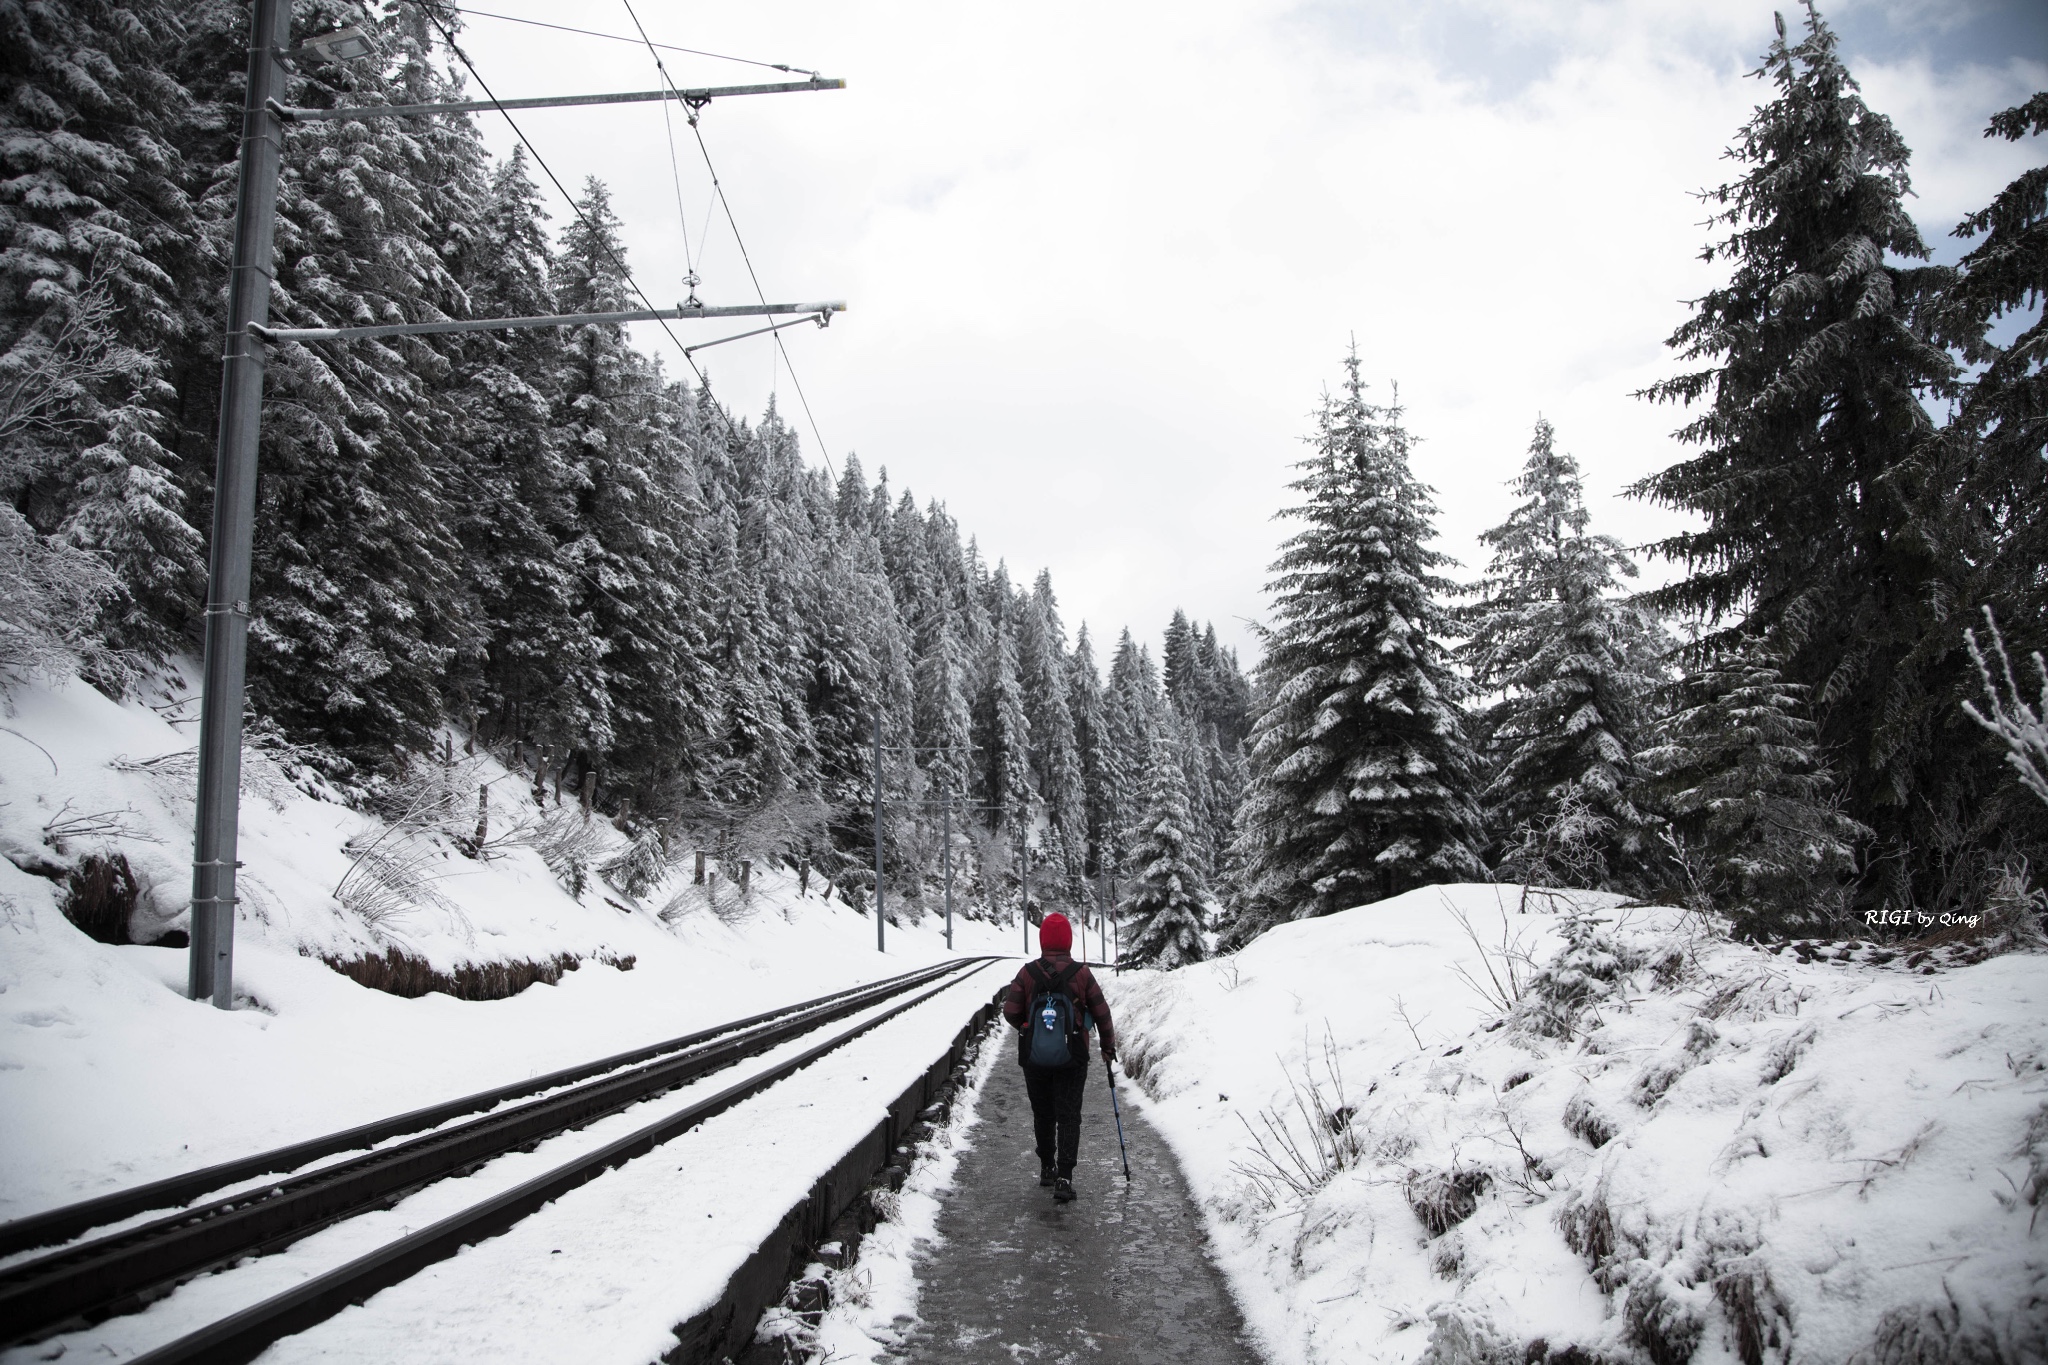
[447,0,2046,665]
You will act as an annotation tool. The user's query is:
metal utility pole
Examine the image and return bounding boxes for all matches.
[942,791,954,951]
[189,0,292,1008]
[180,1,845,1008]
[1019,825,1031,954]
[873,711,885,953]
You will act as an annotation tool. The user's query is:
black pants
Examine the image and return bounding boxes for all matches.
[1022,1061,1089,1176]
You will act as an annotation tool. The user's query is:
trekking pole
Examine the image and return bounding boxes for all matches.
[1104,1055,1132,1181]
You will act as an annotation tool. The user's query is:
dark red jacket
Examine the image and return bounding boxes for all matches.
[1002,952,1115,1059]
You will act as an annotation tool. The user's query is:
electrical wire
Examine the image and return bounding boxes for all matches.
[411,1,750,457]
[421,4,819,79]
[617,0,834,463]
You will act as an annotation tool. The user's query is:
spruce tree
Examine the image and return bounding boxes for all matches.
[1629,4,1962,910]
[1639,637,1867,935]
[1121,741,1210,969]
[1936,96,2048,659]
[2,0,204,665]
[1068,623,1110,878]
[1233,352,1484,935]
[552,179,715,801]
[1462,418,1665,889]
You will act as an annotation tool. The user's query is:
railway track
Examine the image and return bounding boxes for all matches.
[0,956,1004,1363]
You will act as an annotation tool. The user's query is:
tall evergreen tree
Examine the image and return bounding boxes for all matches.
[1639,637,1867,935]
[1121,739,1210,969]
[2,0,204,666]
[552,178,714,800]
[1935,95,2048,660]
[1462,418,1665,888]
[1068,624,1110,879]
[1232,352,1484,939]
[1630,4,1965,911]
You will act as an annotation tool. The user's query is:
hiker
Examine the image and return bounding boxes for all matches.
[1001,911,1116,1202]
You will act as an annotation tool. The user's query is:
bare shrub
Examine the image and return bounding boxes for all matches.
[1623,1262,1707,1365]
[334,827,457,929]
[1406,1164,1493,1237]
[1852,1295,2038,1365]
[1563,1092,1619,1149]
[41,799,156,853]
[601,823,673,898]
[1445,897,1541,1015]
[61,852,139,944]
[521,805,611,898]
[1963,608,2048,809]
[1501,784,1616,892]
[1231,1027,1364,1210]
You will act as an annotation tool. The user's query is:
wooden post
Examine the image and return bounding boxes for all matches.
[474,784,489,850]
[580,769,595,817]
[740,859,751,893]
[694,851,707,885]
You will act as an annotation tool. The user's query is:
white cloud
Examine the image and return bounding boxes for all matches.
[453,0,2044,662]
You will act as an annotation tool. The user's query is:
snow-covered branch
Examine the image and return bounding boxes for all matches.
[1964,609,2048,808]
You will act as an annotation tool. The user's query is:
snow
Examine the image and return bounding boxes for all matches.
[0,669,1018,1230]
[795,1008,1007,1363]
[1110,884,2048,1365]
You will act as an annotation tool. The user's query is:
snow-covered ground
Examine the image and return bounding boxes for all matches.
[0,669,1019,1226]
[1113,885,2048,1365]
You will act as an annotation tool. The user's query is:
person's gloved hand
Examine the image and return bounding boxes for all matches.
[1101,1044,1117,1064]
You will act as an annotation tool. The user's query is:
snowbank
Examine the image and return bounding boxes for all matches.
[0,670,1016,1223]
[1112,884,2048,1365]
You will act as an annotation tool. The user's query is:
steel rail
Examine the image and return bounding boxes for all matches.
[0,958,998,1346]
[0,959,959,1259]
[129,960,1004,1365]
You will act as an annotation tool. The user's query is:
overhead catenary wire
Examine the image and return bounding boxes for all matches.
[411,2,769,458]
[617,0,834,464]
[422,3,820,79]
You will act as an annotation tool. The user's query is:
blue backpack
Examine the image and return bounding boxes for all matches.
[1022,961,1087,1068]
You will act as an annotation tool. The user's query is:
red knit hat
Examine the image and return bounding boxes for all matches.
[1039,911,1073,954]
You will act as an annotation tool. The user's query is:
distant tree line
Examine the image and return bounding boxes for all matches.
[0,0,1252,927]
[4,3,2042,959]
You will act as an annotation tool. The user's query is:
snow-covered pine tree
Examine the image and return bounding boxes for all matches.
[1462,418,1666,890]
[1936,98,2048,787]
[1630,5,1964,912]
[1101,629,1162,876]
[1233,351,1484,936]
[551,178,715,802]
[974,571,1033,834]
[1023,571,1087,897]
[2,0,204,665]
[1639,635,1868,935]
[441,147,608,756]
[182,0,475,761]
[1068,623,1110,878]
[1121,738,1210,969]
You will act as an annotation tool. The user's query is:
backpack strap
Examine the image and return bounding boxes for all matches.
[1024,961,1052,993]
[1047,962,1080,995]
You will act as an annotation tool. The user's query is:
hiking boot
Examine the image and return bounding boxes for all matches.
[1039,1164,1057,1187]
[1053,1176,1076,1202]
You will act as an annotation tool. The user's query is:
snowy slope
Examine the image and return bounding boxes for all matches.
[1112,885,2048,1365]
[0,670,1017,1224]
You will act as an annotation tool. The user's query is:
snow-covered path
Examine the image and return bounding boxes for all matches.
[896,1054,1268,1363]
